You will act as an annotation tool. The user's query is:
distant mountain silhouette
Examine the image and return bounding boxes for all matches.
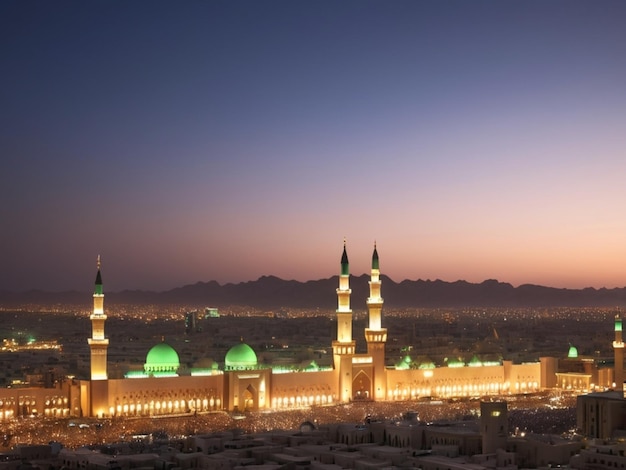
[2,276,626,309]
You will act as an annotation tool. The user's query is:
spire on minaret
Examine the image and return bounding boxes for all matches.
[372,241,379,270]
[341,238,349,276]
[94,255,103,295]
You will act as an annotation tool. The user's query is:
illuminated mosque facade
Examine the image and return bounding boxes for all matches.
[0,244,622,419]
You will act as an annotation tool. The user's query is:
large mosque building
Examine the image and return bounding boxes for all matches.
[0,243,622,419]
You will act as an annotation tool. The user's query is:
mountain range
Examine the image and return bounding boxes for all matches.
[2,275,626,309]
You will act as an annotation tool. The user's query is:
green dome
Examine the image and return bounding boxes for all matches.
[225,342,258,370]
[145,342,180,373]
[396,355,412,370]
[568,345,578,358]
[446,357,465,368]
[469,355,483,367]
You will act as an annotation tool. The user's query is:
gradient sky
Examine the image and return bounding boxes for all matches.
[2,0,626,292]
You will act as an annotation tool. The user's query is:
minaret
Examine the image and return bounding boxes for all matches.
[365,242,388,400]
[88,256,109,380]
[332,240,355,403]
[613,313,624,395]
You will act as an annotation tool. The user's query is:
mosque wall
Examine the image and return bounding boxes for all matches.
[102,374,224,417]
[540,356,558,388]
[386,362,542,400]
[0,380,80,420]
[556,372,592,391]
[598,367,613,389]
[270,369,337,408]
[509,362,542,392]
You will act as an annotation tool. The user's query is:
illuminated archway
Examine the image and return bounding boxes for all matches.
[352,370,372,400]
[243,384,256,411]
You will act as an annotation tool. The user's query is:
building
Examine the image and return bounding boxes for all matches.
[577,391,626,440]
[0,243,619,419]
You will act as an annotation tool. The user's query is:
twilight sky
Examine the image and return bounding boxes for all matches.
[2,0,626,292]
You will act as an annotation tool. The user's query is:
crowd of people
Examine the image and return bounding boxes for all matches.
[1,391,578,450]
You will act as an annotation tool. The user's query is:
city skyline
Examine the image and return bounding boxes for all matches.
[2,1,626,293]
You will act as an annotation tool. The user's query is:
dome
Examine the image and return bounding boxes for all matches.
[225,342,258,370]
[144,342,180,374]
[417,359,436,369]
[469,355,483,367]
[395,355,412,370]
[446,357,465,368]
[568,345,578,358]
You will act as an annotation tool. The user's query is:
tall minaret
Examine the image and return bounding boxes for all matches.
[613,313,624,395]
[88,256,109,380]
[365,242,388,400]
[332,240,355,403]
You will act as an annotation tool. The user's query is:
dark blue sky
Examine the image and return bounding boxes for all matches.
[2,1,626,292]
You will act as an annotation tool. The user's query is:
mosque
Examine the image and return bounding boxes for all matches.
[0,244,622,419]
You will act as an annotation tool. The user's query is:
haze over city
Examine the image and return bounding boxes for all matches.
[2,1,626,293]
